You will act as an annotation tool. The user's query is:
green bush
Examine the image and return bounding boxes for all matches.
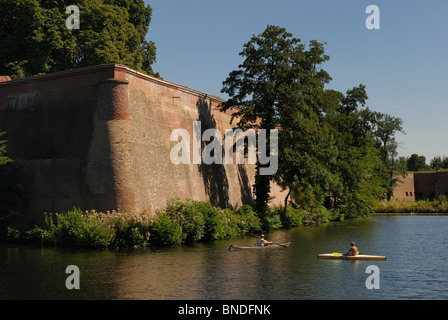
[164,199,205,243]
[34,208,116,248]
[196,201,227,241]
[105,210,152,247]
[2,198,348,249]
[310,206,331,224]
[337,200,371,219]
[438,195,448,208]
[218,209,242,238]
[160,200,261,242]
[234,205,261,234]
[277,203,304,228]
[149,212,183,246]
[372,197,448,214]
[2,220,34,243]
[328,208,344,222]
[259,208,282,231]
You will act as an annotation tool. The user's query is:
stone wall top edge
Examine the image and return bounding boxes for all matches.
[0,63,227,105]
[0,64,116,87]
[116,64,226,104]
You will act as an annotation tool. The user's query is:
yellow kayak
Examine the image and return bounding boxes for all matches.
[317,253,387,261]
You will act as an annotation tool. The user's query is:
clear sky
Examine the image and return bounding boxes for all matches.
[145,0,448,162]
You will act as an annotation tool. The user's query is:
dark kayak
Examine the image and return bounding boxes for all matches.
[228,242,291,251]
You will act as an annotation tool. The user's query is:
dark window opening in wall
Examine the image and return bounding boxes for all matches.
[410,192,413,197]
[406,192,409,196]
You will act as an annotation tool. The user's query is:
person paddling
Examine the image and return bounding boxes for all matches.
[257,234,273,246]
[345,241,359,256]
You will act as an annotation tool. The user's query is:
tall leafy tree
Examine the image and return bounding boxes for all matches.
[220,25,332,213]
[220,25,405,216]
[273,41,336,212]
[0,0,158,79]
[430,156,448,171]
[323,86,386,216]
[372,113,406,200]
[407,153,431,172]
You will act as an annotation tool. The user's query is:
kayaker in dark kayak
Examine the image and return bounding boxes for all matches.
[345,241,359,256]
[257,234,273,246]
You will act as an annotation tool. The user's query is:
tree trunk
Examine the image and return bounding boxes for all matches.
[284,188,291,214]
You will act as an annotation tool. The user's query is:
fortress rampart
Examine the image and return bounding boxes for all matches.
[0,64,286,220]
[393,171,448,201]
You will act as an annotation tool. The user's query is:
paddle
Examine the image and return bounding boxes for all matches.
[271,242,289,248]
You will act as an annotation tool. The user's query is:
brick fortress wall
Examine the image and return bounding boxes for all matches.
[0,64,287,220]
[393,171,448,201]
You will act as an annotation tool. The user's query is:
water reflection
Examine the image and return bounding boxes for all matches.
[1,216,448,300]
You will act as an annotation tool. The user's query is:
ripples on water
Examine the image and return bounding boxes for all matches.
[1,216,447,300]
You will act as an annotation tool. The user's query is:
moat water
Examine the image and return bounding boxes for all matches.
[1,216,447,300]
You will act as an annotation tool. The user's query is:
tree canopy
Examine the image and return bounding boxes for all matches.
[407,154,431,172]
[220,26,332,213]
[430,156,448,171]
[0,0,158,79]
[221,25,406,217]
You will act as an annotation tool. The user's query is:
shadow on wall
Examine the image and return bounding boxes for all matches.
[238,163,254,206]
[197,97,230,209]
[196,97,255,209]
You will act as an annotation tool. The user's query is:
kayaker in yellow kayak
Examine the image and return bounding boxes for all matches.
[345,241,359,256]
[257,234,273,246]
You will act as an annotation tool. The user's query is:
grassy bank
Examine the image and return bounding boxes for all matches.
[372,196,448,215]
[1,199,335,249]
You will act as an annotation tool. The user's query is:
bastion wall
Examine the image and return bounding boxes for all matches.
[392,171,448,201]
[0,64,287,220]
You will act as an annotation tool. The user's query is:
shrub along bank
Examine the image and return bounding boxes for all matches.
[1,198,337,248]
[372,195,448,215]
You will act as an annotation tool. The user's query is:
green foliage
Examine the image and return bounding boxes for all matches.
[439,194,448,205]
[430,156,448,171]
[194,201,226,241]
[1,200,287,248]
[7,197,447,249]
[371,112,407,200]
[161,199,261,243]
[0,132,12,167]
[2,199,261,248]
[407,154,431,172]
[0,0,159,79]
[149,212,183,246]
[259,208,283,231]
[220,25,331,213]
[221,25,406,218]
[103,210,152,247]
[275,203,303,228]
[0,132,23,216]
[35,208,116,248]
[373,198,448,214]
[234,205,261,234]
[164,199,206,243]
[20,208,155,248]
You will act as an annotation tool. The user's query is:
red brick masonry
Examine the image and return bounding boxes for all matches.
[0,64,287,220]
[393,171,448,201]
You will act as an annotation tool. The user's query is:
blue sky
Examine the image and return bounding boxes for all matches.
[145,0,448,162]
